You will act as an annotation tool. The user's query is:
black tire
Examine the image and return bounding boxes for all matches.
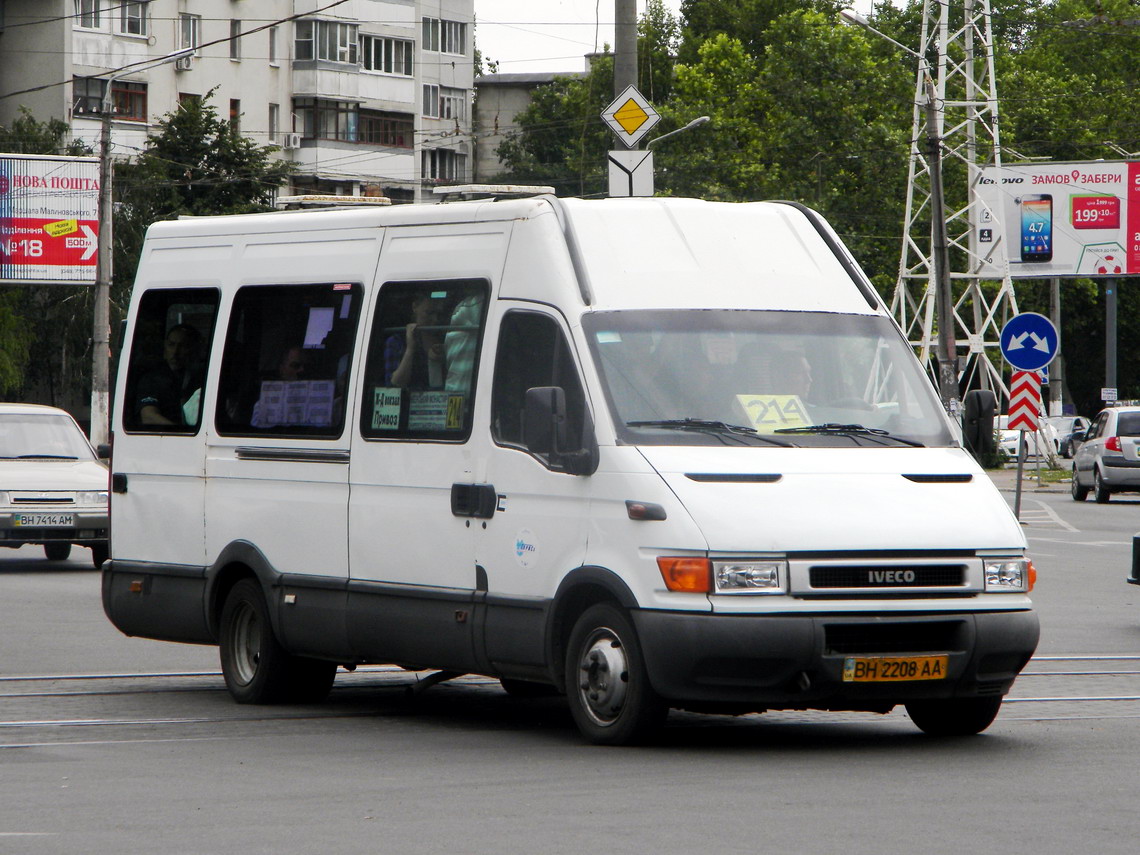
[1094,468,1111,504]
[1071,466,1089,501]
[44,542,72,561]
[564,603,667,745]
[905,696,1003,736]
[219,579,336,705]
[500,678,559,698]
[90,544,108,569]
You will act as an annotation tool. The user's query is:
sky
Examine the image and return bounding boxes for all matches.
[473,0,686,75]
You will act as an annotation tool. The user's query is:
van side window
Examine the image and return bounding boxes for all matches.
[122,289,220,434]
[491,311,587,450]
[215,283,362,438]
[359,279,487,440]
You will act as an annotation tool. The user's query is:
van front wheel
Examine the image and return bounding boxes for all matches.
[565,603,666,745]
[219,579,335,704]
[905,696,1002,736]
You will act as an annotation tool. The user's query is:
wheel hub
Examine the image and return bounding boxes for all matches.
[577,630,629,726]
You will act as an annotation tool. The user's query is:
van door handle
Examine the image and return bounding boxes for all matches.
[111,473,128,494]
[451,483,497,519]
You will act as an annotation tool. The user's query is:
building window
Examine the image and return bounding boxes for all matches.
[293,98,359,142]
[269,26,278,65]
[359,110,413,148]
[422,17,465,55]
[422,85,466,121]
[229,99,241,131]
[179,13,200,50]
[422,148,464,183]
[75,0,100,29]
[422,84,438,118]
[120,2,146,36]
[268,103,279,143]
[72,77,106,116]
[230,20,241,60]
[295,19,358,64]
[361,35,413,76]
[113,81,147,121]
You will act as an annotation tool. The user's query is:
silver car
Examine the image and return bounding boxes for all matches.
[0,404,109,566]
[1071,406,1140,503]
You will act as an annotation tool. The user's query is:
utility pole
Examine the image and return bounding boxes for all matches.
[923,80,957,407]
[614,0,637,96]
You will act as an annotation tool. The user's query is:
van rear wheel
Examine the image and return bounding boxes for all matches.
[565,603,666,745]
[219,579,335,704]
[905,696,1002,736]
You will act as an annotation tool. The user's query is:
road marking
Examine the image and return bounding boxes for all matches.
[1019,499,1078,531]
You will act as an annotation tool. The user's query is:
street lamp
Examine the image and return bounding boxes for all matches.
[646,115,710,150]
[839,9,958,410]
[91,47,195,448]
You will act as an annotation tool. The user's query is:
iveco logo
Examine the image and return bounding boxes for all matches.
[869,570,917,584]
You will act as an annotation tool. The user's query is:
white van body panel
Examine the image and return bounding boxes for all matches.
[347,221,512,590]
[201,227,382,580]
[559,198,876,313]
[640,445,1021,553]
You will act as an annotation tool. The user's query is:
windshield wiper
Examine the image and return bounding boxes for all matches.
[626,419,794,447]
[13,454,80,460]
[773,423,925,447]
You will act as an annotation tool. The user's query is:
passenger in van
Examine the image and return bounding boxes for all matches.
[136,323,204,426]
[771,348,813,399]
[276,345,309,381]
[384,294,444,388]
[444,294,483,391]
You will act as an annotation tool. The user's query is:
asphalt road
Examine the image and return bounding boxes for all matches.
[2,475,1140,855]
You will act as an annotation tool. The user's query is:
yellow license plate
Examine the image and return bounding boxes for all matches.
[842,655,949,682]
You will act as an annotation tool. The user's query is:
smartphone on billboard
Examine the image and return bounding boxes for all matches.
[1019,194,1053,263]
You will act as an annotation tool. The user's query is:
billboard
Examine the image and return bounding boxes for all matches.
[0,154,100,285]
[976,160,1140,278]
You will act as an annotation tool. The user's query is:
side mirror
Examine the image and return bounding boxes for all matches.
[96,443,112,460]
[523,386,598,476]
[962,389,996,459]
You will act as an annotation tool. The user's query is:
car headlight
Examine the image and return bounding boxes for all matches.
[713,560,787,594]
[984,558,1034,592]
[656,557,788,594]
[76,491,109,505]
[0,491,8,505]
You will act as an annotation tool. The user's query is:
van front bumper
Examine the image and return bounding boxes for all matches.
[632,608,1039,709]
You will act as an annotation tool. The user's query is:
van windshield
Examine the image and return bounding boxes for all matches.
[583,310,954,448]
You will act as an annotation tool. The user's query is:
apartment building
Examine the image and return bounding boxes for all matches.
[0,1,474,202]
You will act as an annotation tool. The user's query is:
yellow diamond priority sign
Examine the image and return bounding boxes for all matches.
[602,85,660,148]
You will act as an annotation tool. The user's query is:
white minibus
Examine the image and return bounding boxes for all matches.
[104,196,1038,744]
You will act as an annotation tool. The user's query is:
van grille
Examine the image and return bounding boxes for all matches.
[824,621,964,655]
[809,565,966,588]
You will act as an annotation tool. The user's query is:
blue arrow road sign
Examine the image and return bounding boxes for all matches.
[1000,312,1059,371]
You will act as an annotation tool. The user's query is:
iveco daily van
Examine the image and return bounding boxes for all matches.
[104,195,1039,744]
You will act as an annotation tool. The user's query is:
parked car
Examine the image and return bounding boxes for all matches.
[997,414,1059,459]
[1047,415,1091,458]
[1072,406,1140,502]
[0,404,109,566]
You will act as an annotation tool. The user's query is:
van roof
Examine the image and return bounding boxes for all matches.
[145,196,882,315]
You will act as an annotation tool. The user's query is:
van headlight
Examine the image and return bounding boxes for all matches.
[984,558,1034,592]
[713,560,786,594]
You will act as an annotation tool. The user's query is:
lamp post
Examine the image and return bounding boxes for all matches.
[90,47,195,448]
[839,10,958,410]
[646,115,710,150]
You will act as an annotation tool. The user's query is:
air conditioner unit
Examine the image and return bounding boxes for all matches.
[281,133,302,150]
[174,55,194,71]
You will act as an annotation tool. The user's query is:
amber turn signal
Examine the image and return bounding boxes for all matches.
[657,557,711,593]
